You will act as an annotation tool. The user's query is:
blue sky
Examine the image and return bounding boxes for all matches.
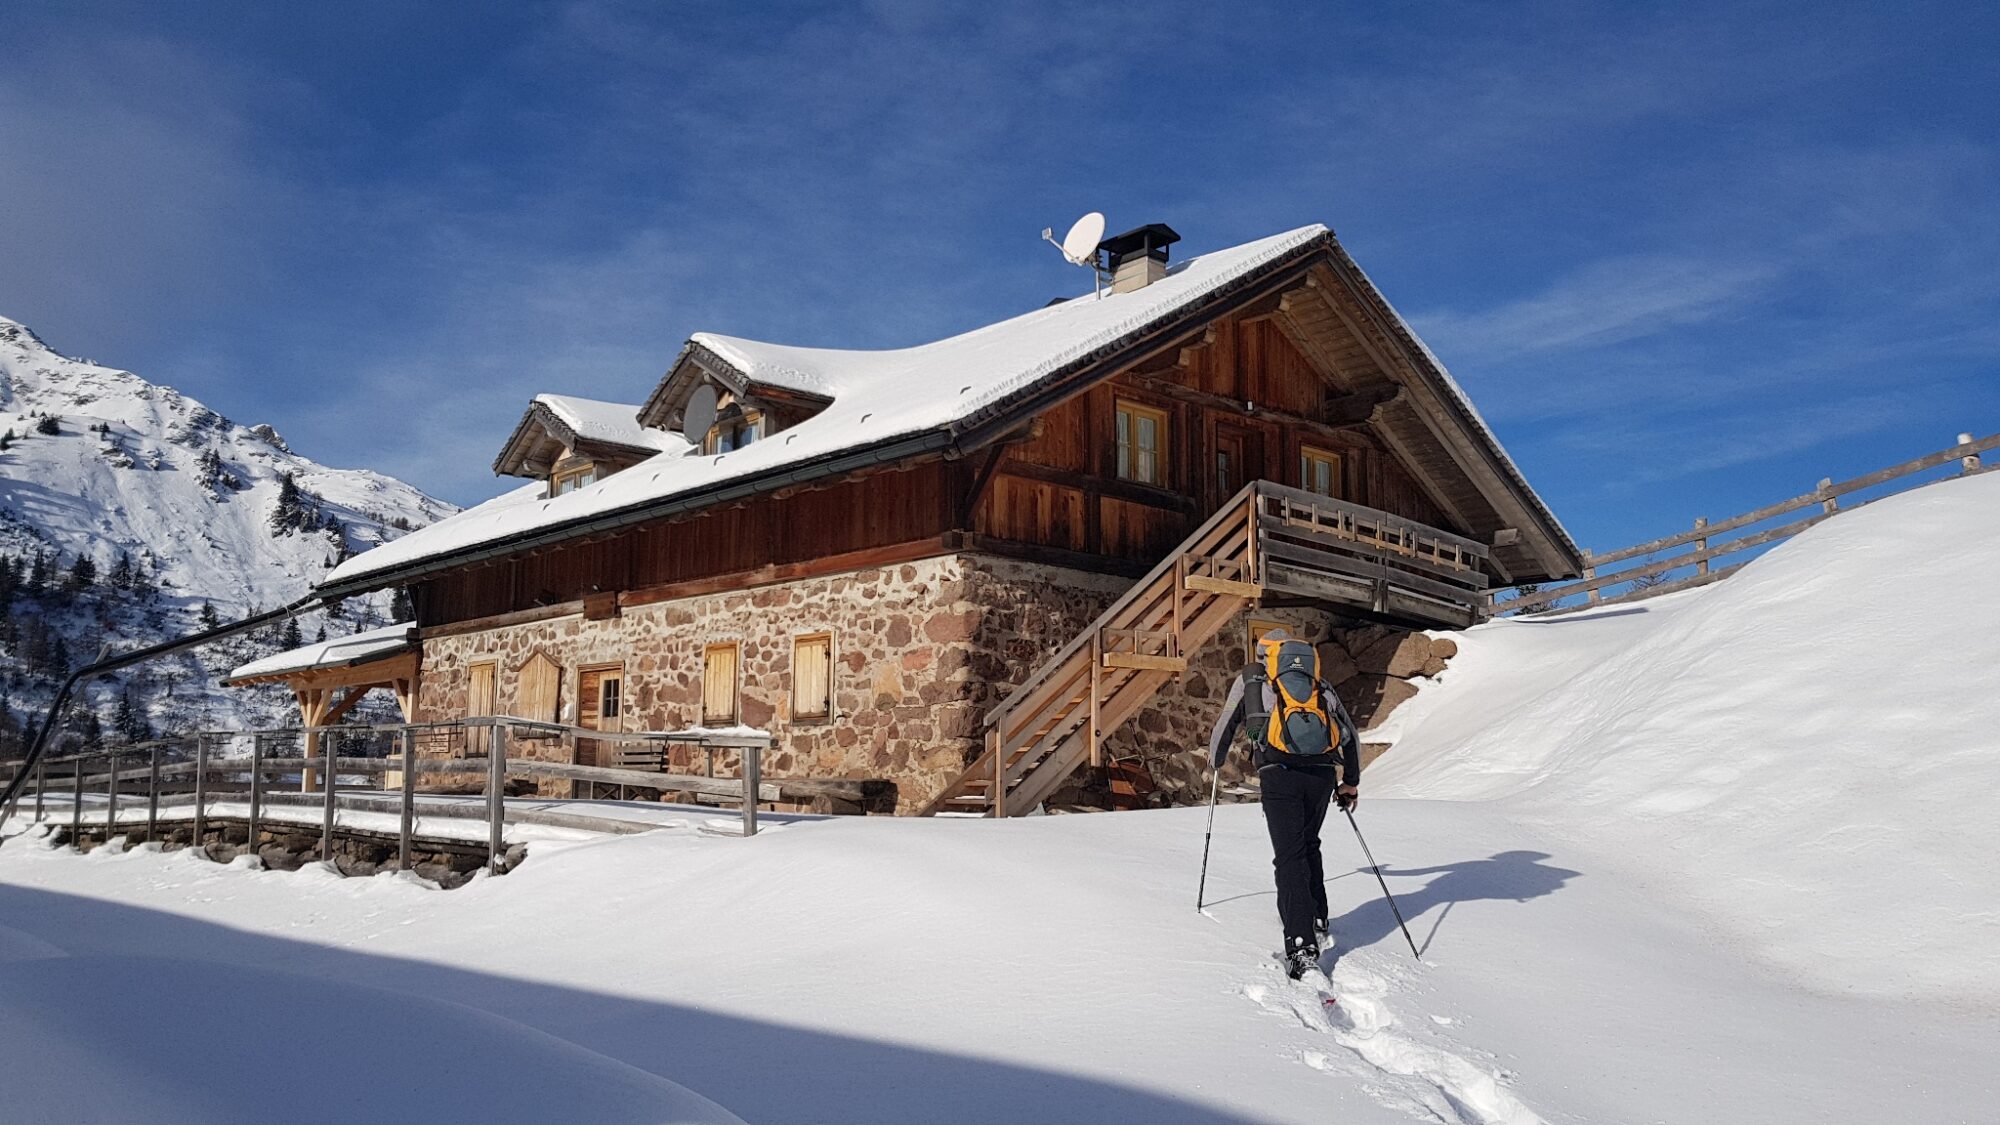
[4,0,1996,553]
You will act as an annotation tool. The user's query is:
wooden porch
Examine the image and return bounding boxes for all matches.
[922,480,1490,817]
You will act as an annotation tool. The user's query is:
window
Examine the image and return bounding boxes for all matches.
[1299,446,1341,498]
[600,674,622,721]
[1115,400,1168,485]
[792,633,832,720]
[1247,618,1286,660]
[702,643,739,725]
[705,411,764,454]
[553,464,598,495]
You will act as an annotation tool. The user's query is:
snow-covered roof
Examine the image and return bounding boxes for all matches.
[325,223,1574,590]
[535,394,684,453]
[223,622,416,684]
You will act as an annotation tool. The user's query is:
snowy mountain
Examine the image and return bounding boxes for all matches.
[0,314,455,745]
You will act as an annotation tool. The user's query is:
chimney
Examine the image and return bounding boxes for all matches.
[1097,223,1181,294]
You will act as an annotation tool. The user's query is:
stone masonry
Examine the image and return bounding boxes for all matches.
[414,553,1455,814]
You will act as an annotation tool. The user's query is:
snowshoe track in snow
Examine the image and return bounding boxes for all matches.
[1243,956,1541,1125]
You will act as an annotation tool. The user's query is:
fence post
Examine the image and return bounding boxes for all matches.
[320,729,337,868]
[33,754,45,824]
[70,757,83,850]
[741,740,761,838]
[1694,517,1710,577]
[399,727,416,872]
[147,743,161,843]
[105,750,120,845]
[1583,548,1601,605]
[1818,478,1838,514]
[193,735,209,847]
[1961,433,1980,475]
[487,721,505,874]
[247,733,264,856]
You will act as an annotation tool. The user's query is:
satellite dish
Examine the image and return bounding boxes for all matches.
[1059,212,1105,266]
[681,384,719,444]
[1042,212,1110,298]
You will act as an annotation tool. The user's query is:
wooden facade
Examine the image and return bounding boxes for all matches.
[416,307,1475,634]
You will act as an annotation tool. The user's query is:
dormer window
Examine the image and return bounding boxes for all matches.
[704,407,764,454]
[552,463,599,496]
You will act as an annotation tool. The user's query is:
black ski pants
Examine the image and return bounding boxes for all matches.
[1259,762,1337,951]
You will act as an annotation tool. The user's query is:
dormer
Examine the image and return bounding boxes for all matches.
[492,395,688,496]
[638,338,834,451]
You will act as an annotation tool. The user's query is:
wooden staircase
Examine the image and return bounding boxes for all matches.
[921,483,1267,817]
[919,481,1492,818]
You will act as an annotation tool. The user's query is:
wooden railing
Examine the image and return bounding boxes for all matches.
[921,481,1494,816]
[0,718,795,874]
[1491,431,1997,616]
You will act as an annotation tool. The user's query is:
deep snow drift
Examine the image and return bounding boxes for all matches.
[1372,469,2000,1005]
[1,471,1995,1124]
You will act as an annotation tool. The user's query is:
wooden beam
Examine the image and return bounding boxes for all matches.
[1101,652,1187,673]
[1183,574,1263,598]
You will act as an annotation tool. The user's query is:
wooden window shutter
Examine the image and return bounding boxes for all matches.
[703,643,739,725]
[518,651,562,723]
[792,634,831,719]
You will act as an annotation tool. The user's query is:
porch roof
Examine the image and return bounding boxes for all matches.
[222,622,417,687]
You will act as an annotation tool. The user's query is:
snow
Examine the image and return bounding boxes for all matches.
[1371,469,2000,1005]
[537,393,688,453]
[329,225,1345,585]
[3,440,1993,1123]
[224,621,415,682]
[0,315,454,729]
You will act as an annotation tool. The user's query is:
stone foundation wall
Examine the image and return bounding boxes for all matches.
[414,552,1459,815]
[418,556,1013,813]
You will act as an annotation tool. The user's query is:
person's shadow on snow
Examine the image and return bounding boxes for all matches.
[1326,850,1581,962]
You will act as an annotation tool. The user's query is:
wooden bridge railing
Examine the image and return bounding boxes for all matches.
[1491,430,1996,617]
[0,718,802,875]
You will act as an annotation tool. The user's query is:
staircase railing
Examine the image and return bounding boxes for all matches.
[922,481,1495,817]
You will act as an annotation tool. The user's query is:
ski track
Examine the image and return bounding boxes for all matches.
[1242,953,1542,1125]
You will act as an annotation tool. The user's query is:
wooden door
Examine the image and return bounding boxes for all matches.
[1212,422,1263,507]
[467,661,497,757]
[577,665,623,770]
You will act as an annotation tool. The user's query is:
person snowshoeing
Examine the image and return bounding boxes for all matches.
[1206,627,1362,980]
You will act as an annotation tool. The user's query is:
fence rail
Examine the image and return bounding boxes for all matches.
[1491,430,1995,616]
[0,718,784,875]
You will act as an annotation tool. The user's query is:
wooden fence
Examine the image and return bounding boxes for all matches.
[1490,431,1996,616]
[0,718,831,875]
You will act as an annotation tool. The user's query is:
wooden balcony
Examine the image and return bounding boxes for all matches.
[922,481,1491,817]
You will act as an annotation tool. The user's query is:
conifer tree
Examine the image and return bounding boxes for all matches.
[198,601,221,631]
[280,617,303,650]
[67,554,97,592]
[34,414,60,436]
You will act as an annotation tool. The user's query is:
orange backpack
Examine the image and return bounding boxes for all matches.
[1251,635,1338,758]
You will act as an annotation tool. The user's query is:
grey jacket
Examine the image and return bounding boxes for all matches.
[1207,668,1362,781]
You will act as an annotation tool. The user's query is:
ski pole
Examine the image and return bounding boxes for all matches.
[1345,807,1419,958]
[1196,765,1220,911]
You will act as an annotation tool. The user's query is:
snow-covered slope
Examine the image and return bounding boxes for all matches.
[0,315,454,733]
[1371,469,2000,1003]
[1,450,1993,1124]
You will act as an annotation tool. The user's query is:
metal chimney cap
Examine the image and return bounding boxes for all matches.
[1096,223,1182,267]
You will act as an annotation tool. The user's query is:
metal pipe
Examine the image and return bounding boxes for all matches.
[320,729,337,868]
[193,735,209,846]
[398,727,415,872]
[741,741,761,838]
[487,720,505,873]
[247,733,264,854]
